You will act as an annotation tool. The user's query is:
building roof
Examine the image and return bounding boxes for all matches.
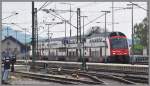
[2,36,26,48]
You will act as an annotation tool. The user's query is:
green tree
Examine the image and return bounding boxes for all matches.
[134,17,148,54]
[134,17,148,47]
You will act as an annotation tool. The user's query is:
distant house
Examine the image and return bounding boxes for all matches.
[2,36,30,59]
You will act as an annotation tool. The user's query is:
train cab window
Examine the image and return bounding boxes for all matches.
[118,32,125,36]
[109,32,117,37]
[110,38,128,49]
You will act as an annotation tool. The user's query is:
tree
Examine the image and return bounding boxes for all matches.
[134,17,148,54]
[85,26,108,37]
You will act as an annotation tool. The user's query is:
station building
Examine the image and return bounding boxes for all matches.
[1,36,30,59]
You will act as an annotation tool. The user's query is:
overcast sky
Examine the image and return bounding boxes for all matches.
[2,2,147,39]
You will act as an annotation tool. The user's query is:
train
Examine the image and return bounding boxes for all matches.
[36,31,130,63]
[106,32,129,63]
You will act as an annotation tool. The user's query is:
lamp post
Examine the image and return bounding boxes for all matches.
[101,11,110,58]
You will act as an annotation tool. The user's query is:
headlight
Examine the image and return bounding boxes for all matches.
[113,53,116,55]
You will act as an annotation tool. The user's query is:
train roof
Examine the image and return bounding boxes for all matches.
[109,32,126,37]
[39,31,125,42]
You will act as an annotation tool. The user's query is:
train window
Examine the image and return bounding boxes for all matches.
[118,32,125,36]
[109,32,117,37]
[110,38,128,49]
[85,52,86,55]
[109,32,125,37]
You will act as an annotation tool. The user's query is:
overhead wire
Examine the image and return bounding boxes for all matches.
[83,3,145,28]
[84,13,106,28]
[38,24,56,35]
[129,2,147,11]
[36,2,49,13]
[45,9,77,29]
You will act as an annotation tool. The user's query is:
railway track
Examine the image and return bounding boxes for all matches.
[47,67,148,84]
[15,61,148,85]
[15,71,105,85]
[16,60,148,75]
[14,65,148,85]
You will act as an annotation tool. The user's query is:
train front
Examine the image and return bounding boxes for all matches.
[108,32,129,63]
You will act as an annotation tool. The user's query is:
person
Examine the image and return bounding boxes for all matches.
[1,50,11,84]
[11,48,17,72]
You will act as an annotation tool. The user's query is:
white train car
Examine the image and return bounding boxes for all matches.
[37,32,129,63]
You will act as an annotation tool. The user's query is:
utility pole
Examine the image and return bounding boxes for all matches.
[77,8,81,58]
[24,28,28,71]
[7,27,9,37]
[60,3,72,37]
[77,8,85,70]
[70,3,72,37]
[101,11,110,57]
[148,0,150,80]
[112,2,114,32]
[132,4,134,56]
[81,16,87,70]
[77,9,79,57]
[65,20,67,39]
[64,20,67,56]
[31,1,36,69]
[46,24,51,56]
[147,1,149,56]
[36,25,38,59]
[6,27,10,49]
[15,30,20,49]
[81,16,87,57]
[127,3,136,56]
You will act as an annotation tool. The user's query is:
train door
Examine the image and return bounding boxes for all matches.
[99,47,103,62]
[89,48,91,56]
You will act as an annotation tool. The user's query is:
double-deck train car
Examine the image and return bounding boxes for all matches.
[37,31,130,63]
